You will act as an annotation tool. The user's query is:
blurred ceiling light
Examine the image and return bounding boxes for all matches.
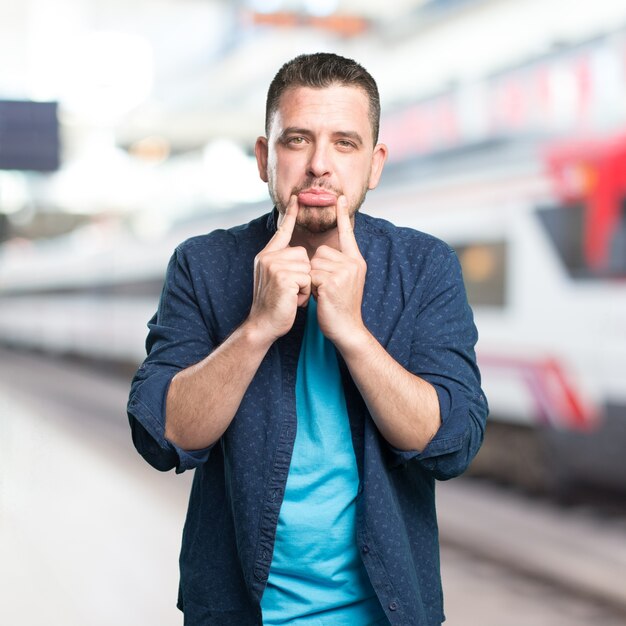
[303,0,339,17]
[249,0,284,14]
[203,139,267,204]
[129,136,171,164]
[60,30,154,124]
[47,130,151,214]
[0,172,30,215]
[131,210,171,242]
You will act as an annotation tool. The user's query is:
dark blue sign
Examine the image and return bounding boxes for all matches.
[0,100,60,172]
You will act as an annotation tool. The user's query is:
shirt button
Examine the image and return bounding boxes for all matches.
[357,483,363,494]
[361,545,369,554]
[389,601,398,611]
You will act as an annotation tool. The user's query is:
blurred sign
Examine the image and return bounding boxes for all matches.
[382,29,626,161]
[244,11,369,37]
[0,100,60,172]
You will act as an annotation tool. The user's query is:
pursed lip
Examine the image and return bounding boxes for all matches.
[297,188,337,206]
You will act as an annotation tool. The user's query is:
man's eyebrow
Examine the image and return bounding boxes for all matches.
[333,130,364,145]
[278,127,313,140]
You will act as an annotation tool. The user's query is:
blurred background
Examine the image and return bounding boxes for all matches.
[1,0,626,624]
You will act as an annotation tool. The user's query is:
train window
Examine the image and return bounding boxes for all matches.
[536,200,626,279]
[536,203,586,275]
[453,241,507,308]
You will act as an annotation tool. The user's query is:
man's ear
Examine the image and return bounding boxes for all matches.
[255,136,269,183]
[368,143,388,190]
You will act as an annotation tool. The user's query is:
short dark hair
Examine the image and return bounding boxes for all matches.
[265,52,381,144]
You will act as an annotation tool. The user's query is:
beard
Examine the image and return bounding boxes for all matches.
[269,177,370,234]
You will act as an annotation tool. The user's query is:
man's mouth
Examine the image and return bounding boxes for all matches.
[297,188,337,207]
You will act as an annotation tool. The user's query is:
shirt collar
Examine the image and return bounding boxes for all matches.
[265,207,279,235]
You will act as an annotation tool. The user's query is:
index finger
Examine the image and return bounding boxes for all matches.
[336,195,359,257]
[266,195,298,252]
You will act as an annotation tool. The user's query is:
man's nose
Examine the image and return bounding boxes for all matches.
[306,144,332,178]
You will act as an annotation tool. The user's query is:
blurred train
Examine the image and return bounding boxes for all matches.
[1,130,625,495]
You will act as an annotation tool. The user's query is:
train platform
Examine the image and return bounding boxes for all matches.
[1,347,625,625]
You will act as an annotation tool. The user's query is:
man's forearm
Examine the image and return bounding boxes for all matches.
[164,197,312,452]
[165,320,274,450]
[337,328,441,452]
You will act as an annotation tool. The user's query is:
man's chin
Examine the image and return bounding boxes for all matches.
[296,219,337,234]
[295,206,337,234]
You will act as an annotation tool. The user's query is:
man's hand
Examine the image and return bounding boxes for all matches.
[309,196,441,452]
[310,195,368,349]
[248,195,311,343]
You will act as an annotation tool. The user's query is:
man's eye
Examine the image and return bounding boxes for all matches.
[337,140,355,148]
[288,137,305,144]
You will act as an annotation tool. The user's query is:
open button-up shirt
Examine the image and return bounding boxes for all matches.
[127,209,488,626]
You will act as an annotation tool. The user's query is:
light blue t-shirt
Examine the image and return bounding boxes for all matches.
[261,299,388,626]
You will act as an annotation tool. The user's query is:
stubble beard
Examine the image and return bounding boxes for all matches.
[269,179,370,234]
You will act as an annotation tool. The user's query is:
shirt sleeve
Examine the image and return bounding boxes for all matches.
[127,245,216,473]
[386,246,489,480]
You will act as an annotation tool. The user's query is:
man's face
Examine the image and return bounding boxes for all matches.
[255,84,387,234]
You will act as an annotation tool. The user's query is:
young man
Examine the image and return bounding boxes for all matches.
[128,53,488,626]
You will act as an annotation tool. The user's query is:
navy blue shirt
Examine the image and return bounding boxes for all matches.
[127,209,488,626]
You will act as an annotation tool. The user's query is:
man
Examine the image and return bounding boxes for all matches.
[128,52,487,626]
